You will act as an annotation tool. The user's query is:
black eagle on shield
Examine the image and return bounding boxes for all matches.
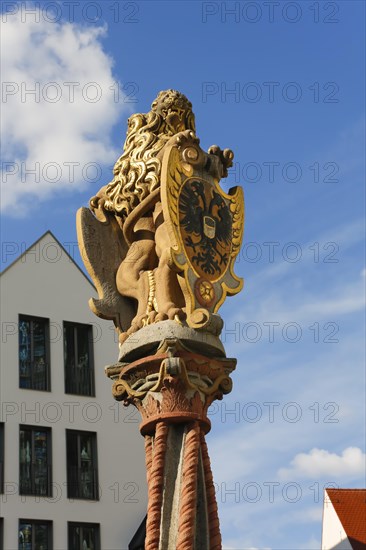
[179,180,232,278]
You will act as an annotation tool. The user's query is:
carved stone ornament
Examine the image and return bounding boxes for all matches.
[76,90,245,344]
[107,338,236,436]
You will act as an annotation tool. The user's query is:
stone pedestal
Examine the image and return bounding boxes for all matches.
[106,327,236,550]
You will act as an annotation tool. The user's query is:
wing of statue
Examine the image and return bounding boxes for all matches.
[76,207,136,336]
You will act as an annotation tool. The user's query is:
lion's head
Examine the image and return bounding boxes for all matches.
[101,90,196,219]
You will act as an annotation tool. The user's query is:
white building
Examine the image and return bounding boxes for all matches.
[321,488,366,550]
[0,232,147,550]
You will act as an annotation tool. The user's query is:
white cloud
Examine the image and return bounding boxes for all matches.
[278,447,365,480]
[1,8,128,214]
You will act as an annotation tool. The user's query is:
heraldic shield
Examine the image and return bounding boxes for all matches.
[161,132,245,330]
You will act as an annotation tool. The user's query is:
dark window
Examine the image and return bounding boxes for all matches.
[0,517,3,550]
[68,522,100,550]
[19,315,50,391]
[19,426,52,496]
[64,322,95,396]
[0,424,4,493]
[18,519,52,550]
[66,431,98,500]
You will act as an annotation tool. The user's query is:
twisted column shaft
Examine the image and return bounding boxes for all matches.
[176,421,201,550]
[201,431,222,550]
[144,434,153,484]
[143,421,222,550]
[145,422,169,550]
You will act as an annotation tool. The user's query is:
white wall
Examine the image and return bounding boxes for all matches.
[321,490,352,550]
[0,233,147,549]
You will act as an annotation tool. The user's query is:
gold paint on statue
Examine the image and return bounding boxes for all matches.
[161,133,244,327]
[77,90,244,342]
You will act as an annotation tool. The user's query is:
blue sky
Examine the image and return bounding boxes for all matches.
[1,1,365,548]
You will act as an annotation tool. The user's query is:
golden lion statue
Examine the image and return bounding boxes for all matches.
[77,90,240,344]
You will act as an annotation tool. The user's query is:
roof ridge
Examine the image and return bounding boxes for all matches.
[327,488,366,492]
[0,230,95,290]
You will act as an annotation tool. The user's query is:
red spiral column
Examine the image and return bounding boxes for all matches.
[176,421,201,550]
[145,421,169,550]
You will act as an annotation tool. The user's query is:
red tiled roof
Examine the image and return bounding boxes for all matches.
[326,489,366,550]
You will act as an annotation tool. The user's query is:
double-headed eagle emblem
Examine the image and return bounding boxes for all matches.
[161,134,244,329]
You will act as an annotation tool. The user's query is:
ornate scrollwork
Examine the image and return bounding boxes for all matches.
[108,338,236,436]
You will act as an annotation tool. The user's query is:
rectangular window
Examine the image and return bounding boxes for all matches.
[64,322,95,396]
[68,522,100,550]
[18,520,52,550]
[0,517,3,550]
[66,430,98,500]
[19,315,50,391]
[0,424,4,494]
[19,426,51,497]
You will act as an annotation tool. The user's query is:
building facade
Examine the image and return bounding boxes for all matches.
[0,232,147,550]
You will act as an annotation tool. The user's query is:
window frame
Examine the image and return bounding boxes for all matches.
[66,429,99,501]
[67,522,101,550]
[18,314,51,392]
[18,518,53,550]
[63,321,95,397]
[19,425,52,497]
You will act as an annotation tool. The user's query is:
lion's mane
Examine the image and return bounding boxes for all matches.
[102,90,196,219]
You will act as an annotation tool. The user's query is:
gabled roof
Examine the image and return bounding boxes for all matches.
[326,489,366,550]
[0,230,95,289]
